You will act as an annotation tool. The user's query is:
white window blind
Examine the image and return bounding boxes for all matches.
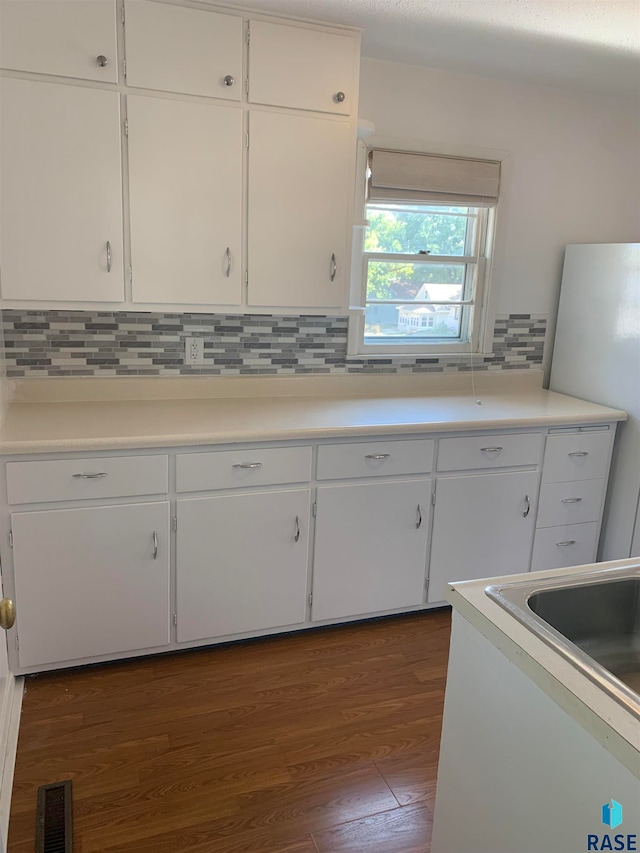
[368,150,500,207]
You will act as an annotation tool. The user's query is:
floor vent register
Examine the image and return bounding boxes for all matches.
[35,780,73,853]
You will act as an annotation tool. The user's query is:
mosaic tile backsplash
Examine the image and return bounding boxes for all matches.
[2,311,546,377]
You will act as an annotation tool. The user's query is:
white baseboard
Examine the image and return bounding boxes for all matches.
[0,676,24,852]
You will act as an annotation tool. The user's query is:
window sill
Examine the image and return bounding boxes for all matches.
[345,351,494,362]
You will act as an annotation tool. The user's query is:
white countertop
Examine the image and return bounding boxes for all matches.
[448,559,640,778]
[0,379,626,454]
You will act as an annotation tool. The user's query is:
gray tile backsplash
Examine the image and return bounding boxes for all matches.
[2,311,546,377]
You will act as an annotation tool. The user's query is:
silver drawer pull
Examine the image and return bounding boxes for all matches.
[562,497,583,504]
[523,494,531,518]
[152,530,158,560]
[556,540,577,546]
[232,462,262,469]
[106,240,112,273]
[224,247,232,278]
[72,472,108,479]
[294,516,300,543]
[568,451,589,457]
[365,453,391,460]
[416,504,423,529]
[480,446,503,452]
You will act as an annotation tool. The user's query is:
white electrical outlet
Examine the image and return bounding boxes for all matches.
[185,336,205,365]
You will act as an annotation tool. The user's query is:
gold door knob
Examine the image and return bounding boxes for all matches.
[0,599,16,631]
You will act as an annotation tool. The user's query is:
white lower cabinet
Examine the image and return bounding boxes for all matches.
[311,479,431,621]
[176,489,310,643]
[11,502,170,668]
[428,471,538,604]
[2,421,616,672]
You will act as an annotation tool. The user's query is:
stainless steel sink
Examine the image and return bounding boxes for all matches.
[486,564,640,720]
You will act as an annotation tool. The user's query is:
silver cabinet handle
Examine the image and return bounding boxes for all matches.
[416,504,423,529]
[223,75,234,87]
[330,253,337,282]
[557,540,576,546]
[568,451,589,457]
[562,497,583,504]
[365,453,391,460]
[96,55,108,67]
[106,240,112,273]
[224,247,231,278]
[152,531,158,560]
[232,462,262,469]
[333,91,346,103]
[294,516,300,543]
[481,446,503,452]
[523,494,531,518]
[72,472,108,479]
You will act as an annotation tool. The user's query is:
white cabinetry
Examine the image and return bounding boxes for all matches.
[428,470,538,604]
[0,0,118,82]
[127,96,242,306]
[0,418,616,674]
[248,20,357,115]
[176,489,310,642]
[248,110,351,309]
[0,78,124,303]
[124,0,242,99]
[531,429,613,571]
[0,2,359,312]
[312,478,431,621]
[11,502,170,668]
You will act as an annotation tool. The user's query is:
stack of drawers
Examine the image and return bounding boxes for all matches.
[531,429,613,570]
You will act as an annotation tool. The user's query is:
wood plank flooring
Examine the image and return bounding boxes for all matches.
[8,609,451,852]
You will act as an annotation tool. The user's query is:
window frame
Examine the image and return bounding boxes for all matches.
[347,143,498,359]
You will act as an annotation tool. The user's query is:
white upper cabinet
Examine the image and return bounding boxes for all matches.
[249,19,357,115]
[0,0,118,82]
[248,110,351,309]
[124,0,242,99]
[127,96,242,306]
[0,77,124,302]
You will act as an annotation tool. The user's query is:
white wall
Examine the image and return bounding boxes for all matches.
[359,59,640,370]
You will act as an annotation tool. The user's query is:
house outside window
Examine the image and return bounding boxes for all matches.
[349,149,500,357]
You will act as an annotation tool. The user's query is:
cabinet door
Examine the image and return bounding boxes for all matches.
[124,0,242,99]
[312,479,431,621]
[0,0,118,82]
[428,471,538,604]
[249,20,356,115]
[11,502,170,668]
[177,490,310,643]
[128,96,242,306]
[0,78,124,302]
[248,110,351,309]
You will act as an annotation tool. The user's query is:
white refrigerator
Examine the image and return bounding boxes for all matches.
[549,243,640,560]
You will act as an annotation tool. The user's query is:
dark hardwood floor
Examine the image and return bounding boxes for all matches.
[8,609,451,852]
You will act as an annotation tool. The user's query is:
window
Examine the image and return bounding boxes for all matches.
[349,149,500,357]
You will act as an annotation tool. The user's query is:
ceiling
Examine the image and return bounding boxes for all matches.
[226,0,640,97]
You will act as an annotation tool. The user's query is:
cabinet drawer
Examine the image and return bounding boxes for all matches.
[176,447,312,492]
[316,439,434,480]
[6,455,168,505]
[536,479,606,528]
[437,433,543,472]
[542,431,612,483]
[531,523,599,572]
